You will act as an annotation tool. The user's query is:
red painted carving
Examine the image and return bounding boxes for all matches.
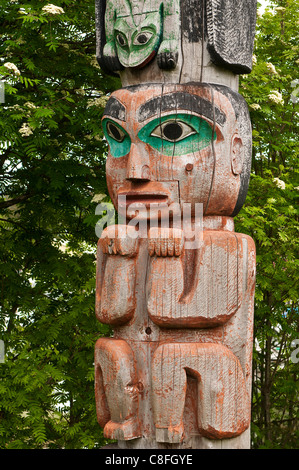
[94,82,256,449]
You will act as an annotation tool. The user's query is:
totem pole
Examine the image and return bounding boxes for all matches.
[94,0,257,449]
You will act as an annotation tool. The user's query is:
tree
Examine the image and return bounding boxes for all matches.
[237,0,299,449]
[0,0,119,448]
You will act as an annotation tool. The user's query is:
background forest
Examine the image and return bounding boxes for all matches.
[0,0,298,449]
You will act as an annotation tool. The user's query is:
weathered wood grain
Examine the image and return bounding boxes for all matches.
[94,226,255,445]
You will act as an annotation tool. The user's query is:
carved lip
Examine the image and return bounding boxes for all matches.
[134,50,157,70]
[118,192,169,208]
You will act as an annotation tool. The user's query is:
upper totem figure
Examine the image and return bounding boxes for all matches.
[95,0,257,88]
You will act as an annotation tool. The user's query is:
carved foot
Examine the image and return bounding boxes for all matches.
[104,418,142,441]
[148,227,184,257]
[157,50,178,70]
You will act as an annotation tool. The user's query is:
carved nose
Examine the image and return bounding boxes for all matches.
[126,143,151,182]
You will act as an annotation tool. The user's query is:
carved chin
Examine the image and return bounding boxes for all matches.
[121,50,157,69]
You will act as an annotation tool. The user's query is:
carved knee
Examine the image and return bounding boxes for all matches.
[94,338,142,440]
[152,342,250,442]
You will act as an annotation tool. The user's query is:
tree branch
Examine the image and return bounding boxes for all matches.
[0,193,33,210]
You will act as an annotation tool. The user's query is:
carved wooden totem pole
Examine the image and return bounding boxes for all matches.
[94,0,257,449]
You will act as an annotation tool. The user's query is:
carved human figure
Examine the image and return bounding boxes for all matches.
[94,83,255,446]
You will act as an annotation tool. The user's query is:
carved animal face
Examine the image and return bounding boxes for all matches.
[102,84,252,220]
[114,12,162,68]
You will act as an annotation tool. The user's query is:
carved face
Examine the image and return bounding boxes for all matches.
[114,12,162,68]
[102,83,251,220]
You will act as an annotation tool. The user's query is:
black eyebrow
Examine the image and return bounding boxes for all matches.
[137,92,226,125]
[103,97,126,121]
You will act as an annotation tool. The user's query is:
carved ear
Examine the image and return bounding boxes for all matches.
[231,135,244,175]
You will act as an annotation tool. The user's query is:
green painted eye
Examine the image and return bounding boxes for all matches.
[116,33,128,47]
[133,31,153,46]
[150,120,196,142]
[106,121,126,142]
[102,119,131,158]
[138,114,215,156]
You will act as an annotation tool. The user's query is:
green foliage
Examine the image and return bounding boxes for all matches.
[0,0,119,448]
[238,0,299,449]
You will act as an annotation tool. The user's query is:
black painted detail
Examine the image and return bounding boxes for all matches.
[206,0,257,74]
[163,122,184,141]
[137,92,226,125]
[103,97,126,122]
[95,0,124,76]
[181,0,205,43]
[106,122,125,142]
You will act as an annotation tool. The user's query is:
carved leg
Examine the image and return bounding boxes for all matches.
[94,338,142,440]
[156,0,180,70]
[152,343,250,443]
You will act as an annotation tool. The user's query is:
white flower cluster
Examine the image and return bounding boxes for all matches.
[252,54,257,66]
[250,103,261,111]
[87,96,109,108]
[91,194,107,203]
[24,102,37,110]
[275,7,286,13]
[42,4,65,15]
[257,9,263,18]
[273,178,286,190]
[19,123,33,137]
[7,104,23,111]
[266,62,278,75]
[75,88,85,96]
[4,62,21,76]
[268,90,284,105]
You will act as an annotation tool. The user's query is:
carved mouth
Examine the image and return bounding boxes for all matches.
[118,192,168,208]
[134,50,157,69]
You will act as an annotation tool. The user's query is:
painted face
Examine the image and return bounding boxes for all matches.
[102,83,251,220]
[114,12,162,68]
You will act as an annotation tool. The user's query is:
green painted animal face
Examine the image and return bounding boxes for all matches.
[102,113,215,158]
[114,12,162,68]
